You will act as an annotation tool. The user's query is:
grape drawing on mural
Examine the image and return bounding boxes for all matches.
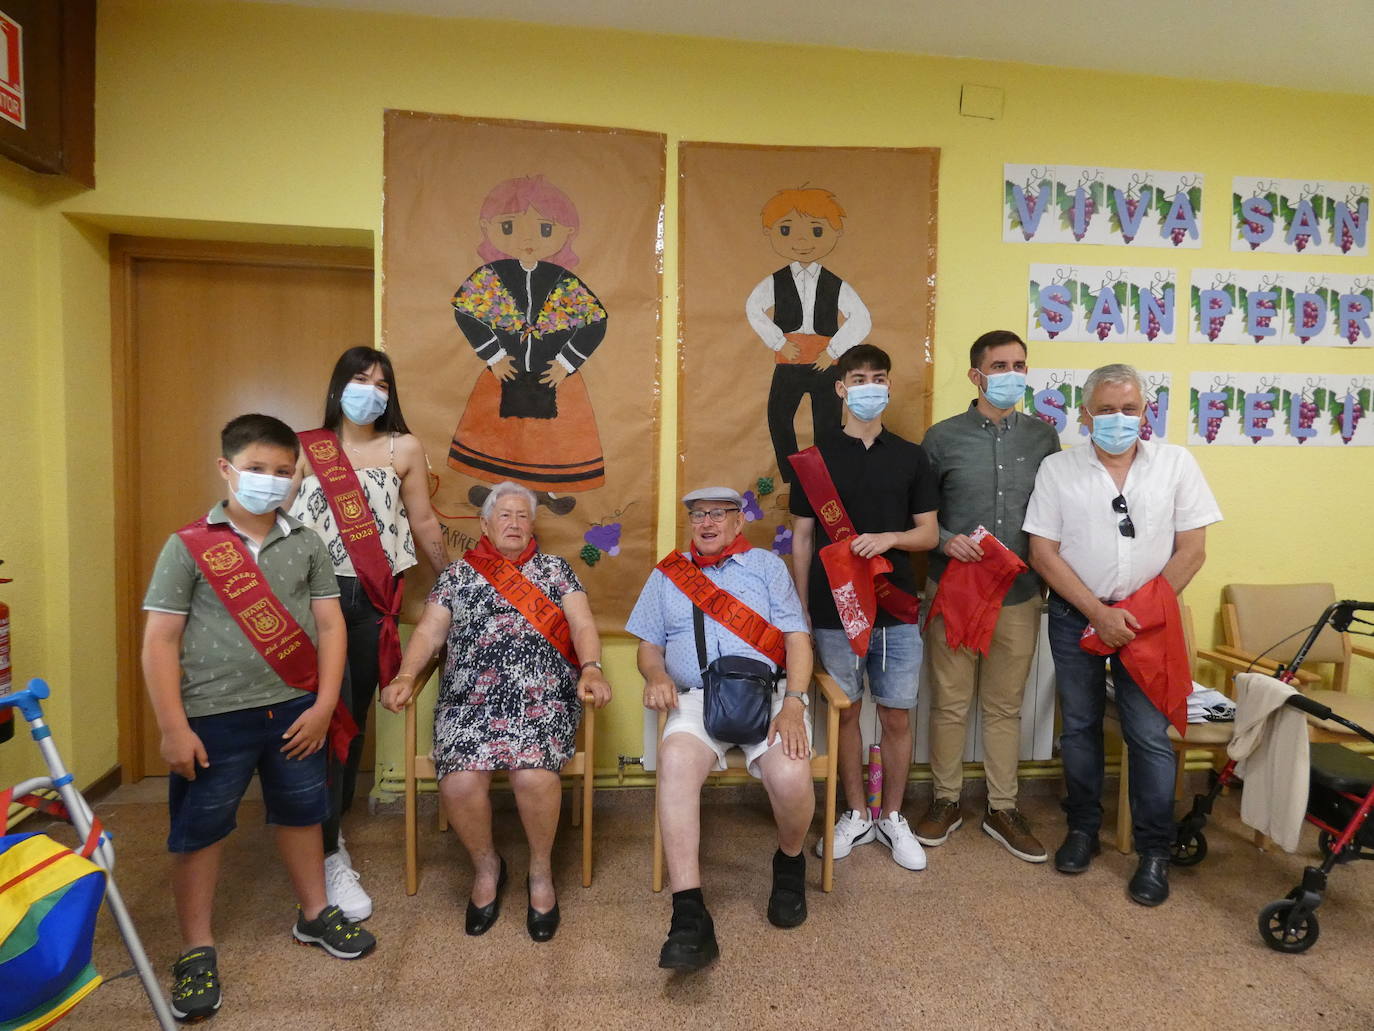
[1006,168,1054,241]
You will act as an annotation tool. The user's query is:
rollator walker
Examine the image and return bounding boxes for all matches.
[1168,600,1374,954]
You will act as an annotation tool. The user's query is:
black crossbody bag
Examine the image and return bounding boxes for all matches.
[693,604,779,746]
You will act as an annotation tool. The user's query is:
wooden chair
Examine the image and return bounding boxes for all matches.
[1106,605,1266,852]
[1219,583,1374,743]
[403,655,596,895]
[651,668,850,894]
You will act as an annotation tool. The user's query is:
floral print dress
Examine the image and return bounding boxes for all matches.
[429,552,584,774]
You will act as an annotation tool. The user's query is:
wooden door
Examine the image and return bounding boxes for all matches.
[112,237,374,779]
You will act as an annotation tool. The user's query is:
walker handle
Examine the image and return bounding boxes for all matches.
[1284,693,1333,722]
[0,677,50,723]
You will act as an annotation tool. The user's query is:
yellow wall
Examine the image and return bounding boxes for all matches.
[3,0,1372,793]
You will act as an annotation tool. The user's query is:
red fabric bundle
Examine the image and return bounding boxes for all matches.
[925,527,1027,657]
[819,540,893,656]
[1079,575,1191,734]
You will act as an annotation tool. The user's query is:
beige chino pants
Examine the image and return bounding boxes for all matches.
[924,581,1040,811]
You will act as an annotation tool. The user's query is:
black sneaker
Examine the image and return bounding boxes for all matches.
[292,905,377,959]
[658,896,719,971]
[169,946,221,1023]
[767,849,807,928]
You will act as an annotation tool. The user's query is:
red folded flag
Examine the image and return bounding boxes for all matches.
[925,527,1027,656]
[1079,575,1191,734]
[819,540,893,656]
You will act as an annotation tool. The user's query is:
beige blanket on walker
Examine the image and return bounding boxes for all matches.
[1227,672,1310,853]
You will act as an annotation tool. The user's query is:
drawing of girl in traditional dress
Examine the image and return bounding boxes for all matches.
[448,175,607,515]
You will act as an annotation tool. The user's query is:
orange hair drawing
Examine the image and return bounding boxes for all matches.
[760,187,846,230]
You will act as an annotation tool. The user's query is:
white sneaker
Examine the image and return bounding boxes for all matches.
[876,812,927,871]
[324,850,373,921]
[335,834,352,870]
[817,809,877,859]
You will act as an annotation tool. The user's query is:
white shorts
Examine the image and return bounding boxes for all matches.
[662,683,813,778]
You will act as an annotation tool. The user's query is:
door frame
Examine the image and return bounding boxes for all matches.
[110,236,375,782]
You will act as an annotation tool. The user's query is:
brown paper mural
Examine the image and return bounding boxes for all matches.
[678,142,939,554]
[383,111,665,631]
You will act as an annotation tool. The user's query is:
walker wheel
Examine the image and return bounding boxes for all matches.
[1258,899,1320,953]
[1170,830,1207,866]
[1317,831,1357,864]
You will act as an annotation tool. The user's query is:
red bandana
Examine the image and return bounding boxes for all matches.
[468,534,538,566]
[690,533,752,568]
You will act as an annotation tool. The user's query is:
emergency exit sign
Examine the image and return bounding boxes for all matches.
[0,10,23,130]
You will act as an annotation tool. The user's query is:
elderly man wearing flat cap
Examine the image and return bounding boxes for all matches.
[627,486,815,971]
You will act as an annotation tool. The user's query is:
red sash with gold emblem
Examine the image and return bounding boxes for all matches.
[298,429,404,687]
[789,445,921,627]
[654,550,788,666]
[177,518,358,760]
[463,537,579,670]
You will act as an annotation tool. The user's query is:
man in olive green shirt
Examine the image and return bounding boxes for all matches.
[915,331,1060,862]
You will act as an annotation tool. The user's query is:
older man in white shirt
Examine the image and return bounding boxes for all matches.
[1024,363,1221,906]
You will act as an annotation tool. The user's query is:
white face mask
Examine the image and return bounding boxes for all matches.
[231,467,292,515]
[844,382,890,421]
[340,382,388,425]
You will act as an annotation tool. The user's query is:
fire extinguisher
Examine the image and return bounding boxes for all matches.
[1,561,13,743]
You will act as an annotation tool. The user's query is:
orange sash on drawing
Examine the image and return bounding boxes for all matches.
[463,537,579,670]
[788,446,921,628]
[298,429,404,687]
[654,550,787,667]
[177,518,357,761]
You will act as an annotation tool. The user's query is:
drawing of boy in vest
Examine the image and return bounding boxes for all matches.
[745,187,872,482]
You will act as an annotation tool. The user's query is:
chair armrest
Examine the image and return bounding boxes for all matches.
[813,670,851,710]
[403,647,446,710]
[1351,642,1374,661]
[1200,645,1320,683]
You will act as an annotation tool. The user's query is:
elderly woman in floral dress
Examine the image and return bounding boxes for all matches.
[381,482,610,942]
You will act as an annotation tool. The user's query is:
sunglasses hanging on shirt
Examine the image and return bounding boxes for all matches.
[1112,494,1135,538]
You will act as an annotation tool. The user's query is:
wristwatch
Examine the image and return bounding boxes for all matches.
[783,689,809,708]
[580,660,603,672]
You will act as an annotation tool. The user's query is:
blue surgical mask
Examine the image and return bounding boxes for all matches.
[979,370,1026,410]
[844,383,889,422]
[340,382,388,425]
[232,468,292,515]
[1090,412,1141,455]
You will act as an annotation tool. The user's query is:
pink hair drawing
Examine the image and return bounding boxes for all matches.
[476,174,582,268]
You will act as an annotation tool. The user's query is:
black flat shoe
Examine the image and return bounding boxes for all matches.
[526,879,560,942]
[1054,830,1101,874]
[465,857,508,936]
[1128,853,1170,907]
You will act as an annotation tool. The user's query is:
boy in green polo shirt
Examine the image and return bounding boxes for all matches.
[142,414,376,1023]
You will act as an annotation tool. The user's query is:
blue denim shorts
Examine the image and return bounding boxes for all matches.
[167,693,330,853]
[814,624,922,710]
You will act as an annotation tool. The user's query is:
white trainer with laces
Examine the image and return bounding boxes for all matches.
[876,811,928,871]
[325,850,374,922]
[817,809,877,859]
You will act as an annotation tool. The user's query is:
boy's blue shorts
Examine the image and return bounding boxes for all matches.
[167,693,330,853]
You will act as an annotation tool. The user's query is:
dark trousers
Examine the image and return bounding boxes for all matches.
[767,364,842,481]
[1046,593,1177,855]
[323,574,385,854]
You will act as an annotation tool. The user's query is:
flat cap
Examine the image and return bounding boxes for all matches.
[681,486,743,509]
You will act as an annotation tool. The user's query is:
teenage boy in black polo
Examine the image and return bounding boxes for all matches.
[789,344,939,872]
